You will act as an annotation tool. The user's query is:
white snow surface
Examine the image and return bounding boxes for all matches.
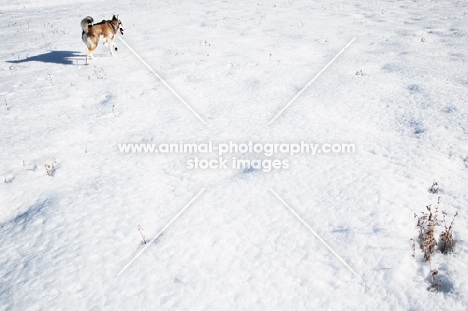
[1,0,468,309]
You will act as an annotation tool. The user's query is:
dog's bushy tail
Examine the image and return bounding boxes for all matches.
[81,16,94,32]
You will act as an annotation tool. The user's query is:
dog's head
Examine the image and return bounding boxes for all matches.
[112,14,124,35]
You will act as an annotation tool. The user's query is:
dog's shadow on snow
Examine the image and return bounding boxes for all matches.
[6,50,82,65]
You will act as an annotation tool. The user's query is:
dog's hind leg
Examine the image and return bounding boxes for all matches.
[86,46,97,64]
[85,38,98,64]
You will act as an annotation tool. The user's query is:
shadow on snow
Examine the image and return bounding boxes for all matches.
[6,50,82,65]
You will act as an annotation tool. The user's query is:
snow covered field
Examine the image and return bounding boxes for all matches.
[1,0,468,309]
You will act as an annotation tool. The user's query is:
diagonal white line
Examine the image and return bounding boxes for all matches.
[118,37,207,125]
[269,37,356,124]
[269,188,357,276]
[117,188,206,276]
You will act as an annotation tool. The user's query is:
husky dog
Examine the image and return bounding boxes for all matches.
[81,15,124,64]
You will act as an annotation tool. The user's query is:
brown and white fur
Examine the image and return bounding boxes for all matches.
[81,15,124,64]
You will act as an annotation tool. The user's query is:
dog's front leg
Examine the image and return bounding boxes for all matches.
[108,41,114,56]
[110,41,118,54]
